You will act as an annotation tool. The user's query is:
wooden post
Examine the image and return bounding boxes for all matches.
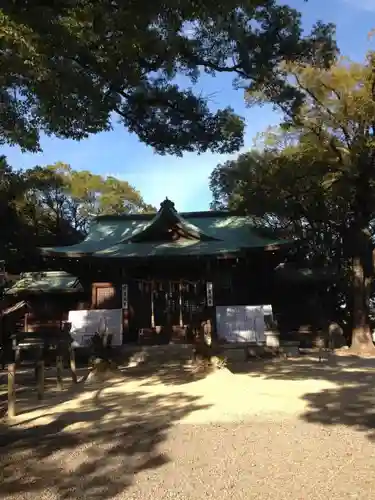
[205,281,214,346]
[69,346,77,384]
[179,281,183,327]
[121,283,129,344]
[151,280,155,328]
[7,361,16,419]
[36,347,44,400]
[122,310,129,344]
[15,346,20,366]
[56,353,63,390]
[12,336,20,367]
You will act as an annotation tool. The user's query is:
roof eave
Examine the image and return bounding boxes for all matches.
[6,287,84,296]
[263,240,295,251]
[39,248,92,258]
[94,209,245,223]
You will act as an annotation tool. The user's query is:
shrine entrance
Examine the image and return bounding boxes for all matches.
[125,278,207,344]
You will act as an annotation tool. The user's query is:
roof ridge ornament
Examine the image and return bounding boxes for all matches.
[160,197,176,212]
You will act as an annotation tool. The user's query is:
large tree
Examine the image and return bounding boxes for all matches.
[210,132,348,266]
[25,162,155,236]
[0,157,34,269]
[214,53,375,352]
[210,131,351,330]
[212,126,352,241]
[0,1,336,154]
[0,159,154,271]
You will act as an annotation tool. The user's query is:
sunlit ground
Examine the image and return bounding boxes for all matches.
[1,354,375,499]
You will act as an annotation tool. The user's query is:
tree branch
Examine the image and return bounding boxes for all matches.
[292,71,345,163]
[319,81,352,147]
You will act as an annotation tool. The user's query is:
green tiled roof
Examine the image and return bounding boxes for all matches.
[5,271,83,295]
[96,239,255,258]
[41,200,293,258]
[125,198,216,243]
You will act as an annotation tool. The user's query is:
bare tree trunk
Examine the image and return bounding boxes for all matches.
[349,149,375,354]
[350,255,374,352]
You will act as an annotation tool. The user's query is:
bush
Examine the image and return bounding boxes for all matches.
[193,342,227,369]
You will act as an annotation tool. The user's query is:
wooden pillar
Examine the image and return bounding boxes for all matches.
[91,283,96,310]
[62,321,77,384]
[164,281,172,343]
[15,346,20,366]
[205,280,217,342]
[36,347,44,401]
[7,360,16,419]
[12,335,20,367]
[151,280,155,328]
[121,283,129,344]
[178,281,183,327]
[56,351,63,390]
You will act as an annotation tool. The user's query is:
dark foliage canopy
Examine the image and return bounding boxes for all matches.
[1,1,336,154]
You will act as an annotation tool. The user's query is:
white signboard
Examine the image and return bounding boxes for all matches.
[68,309,123,347]
[206,282,214,307]
[216,305,272,343]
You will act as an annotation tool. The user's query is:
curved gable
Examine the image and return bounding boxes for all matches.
[122,198,219,243]
[39,199,293,258]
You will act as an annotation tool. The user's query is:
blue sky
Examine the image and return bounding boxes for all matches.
[2,0,375,212]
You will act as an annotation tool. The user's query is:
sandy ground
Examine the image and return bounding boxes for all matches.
[1,354,375,499]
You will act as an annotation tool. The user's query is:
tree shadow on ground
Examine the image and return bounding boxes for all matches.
[0,358,210,421]
[0,381,210,499]
[119,361,213,387]
[228,353,375,441]
[0,366,90,418]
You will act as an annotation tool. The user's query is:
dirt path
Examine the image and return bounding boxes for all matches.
[6,354,374,428]
[1,355,375,499]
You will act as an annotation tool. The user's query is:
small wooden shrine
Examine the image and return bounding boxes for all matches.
[1,271,86,338]
[39,198,294,345]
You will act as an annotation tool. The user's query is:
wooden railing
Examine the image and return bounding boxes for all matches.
[26,320,63,334]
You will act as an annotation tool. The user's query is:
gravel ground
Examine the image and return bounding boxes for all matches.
[0,418,373,500]
[1,356,375,499]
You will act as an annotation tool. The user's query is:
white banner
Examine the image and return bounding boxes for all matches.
[216,305,272,343]
[68,309,123,347]
[122,284,128,309]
